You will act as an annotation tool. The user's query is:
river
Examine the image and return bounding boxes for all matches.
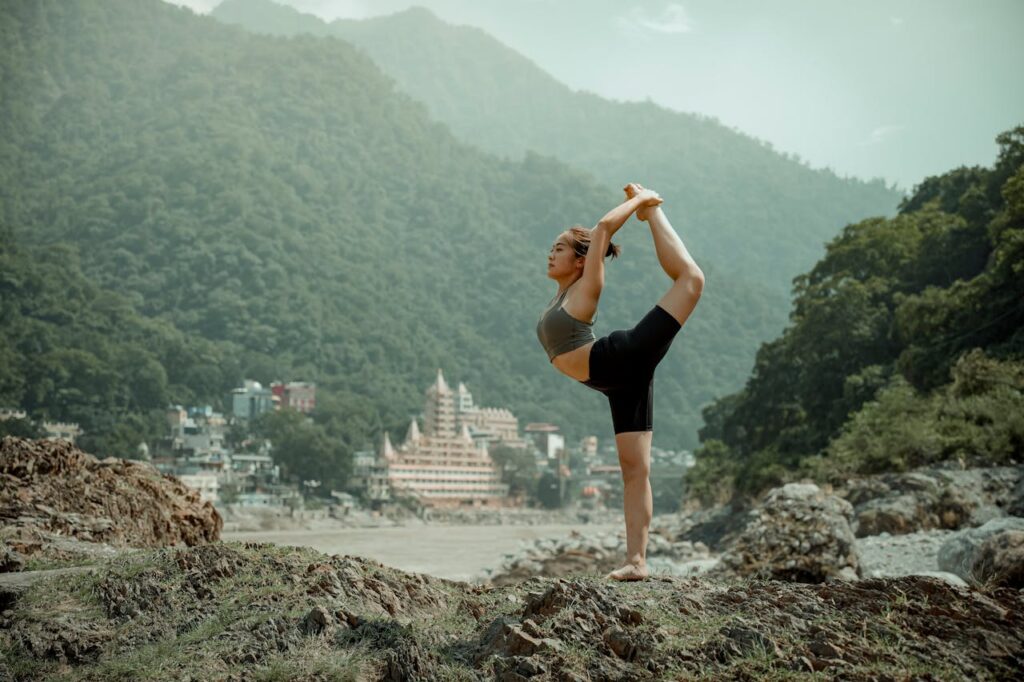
[223,523,620,583]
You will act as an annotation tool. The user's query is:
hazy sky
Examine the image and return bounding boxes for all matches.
[170,0,1024,190]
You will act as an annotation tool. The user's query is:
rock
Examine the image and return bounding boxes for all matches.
[710,483,861,583]
[845,465,1022,537]
[938,517,1024,584]
[1,541,25,573]
[603,626,637,660]
[0,437,221,555]
[904,571,968,587]
[857,493,935,536]
[972,530,1024,588]
[722,624,784,658]
[300,605,331,635]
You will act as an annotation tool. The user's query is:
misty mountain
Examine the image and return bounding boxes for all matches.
[3,0,781,451]
[212,0,903,316]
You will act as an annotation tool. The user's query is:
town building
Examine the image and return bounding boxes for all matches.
[271,381,316,414]
[0,408,84,444]
[228,380,277,420]
[177,471,220,504]
[524,423,565,461]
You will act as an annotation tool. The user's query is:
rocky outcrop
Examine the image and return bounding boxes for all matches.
[0,437,221,570]
[938,517,1024,588]
[1,542,1021,680]
[709,483,861,583]
[842,465,1021,537]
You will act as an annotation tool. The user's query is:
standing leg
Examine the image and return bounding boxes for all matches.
[606,429,653,580]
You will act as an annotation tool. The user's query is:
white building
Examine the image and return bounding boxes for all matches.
[358,369,511,509]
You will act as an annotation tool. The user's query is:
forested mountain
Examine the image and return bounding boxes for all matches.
[4,0,764,453]
[211,0,902,323]
[0,229,241,456]
[685,128,1024,506]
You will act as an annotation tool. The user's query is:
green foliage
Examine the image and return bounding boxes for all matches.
[535,470,562,509]
[2,0,713,451]
[252,408,351,491]
[685,126,1024,503]
[488,443,538,497]
[809,350,1024,484]
[0,417,43,439]
[681,440,738,509]
[0,234,240,457]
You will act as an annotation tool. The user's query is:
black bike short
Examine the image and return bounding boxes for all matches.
[579,304,682,434]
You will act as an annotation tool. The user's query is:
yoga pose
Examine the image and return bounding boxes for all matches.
[536,183,704,581]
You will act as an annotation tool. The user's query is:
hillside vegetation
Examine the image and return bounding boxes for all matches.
[686,127,1024,506]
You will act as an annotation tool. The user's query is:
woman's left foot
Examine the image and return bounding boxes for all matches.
[605,563,649,581]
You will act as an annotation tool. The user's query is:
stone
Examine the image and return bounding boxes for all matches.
[938,517,1024,582]
[300,605,331,635]
[972,530,1024,588]
[857,494,931,537]
[905,571,968,587]
[710,482,861,583]
[0,542,25,573]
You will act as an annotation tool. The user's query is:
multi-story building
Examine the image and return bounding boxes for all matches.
[228,380,277,420]
[0,409,83,444]
[454,382,528,450]
[270,381,316,414]
[359,369,512,509]
[166,405,228,462]
[177,471,220,504]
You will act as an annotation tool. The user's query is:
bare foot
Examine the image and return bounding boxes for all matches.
[623,183,658,221]
[604,563,649,581]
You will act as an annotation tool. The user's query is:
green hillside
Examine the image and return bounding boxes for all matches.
[0,228,241,457]
[686,127,1024,506]
[212,0,902,319]
[2,0,775,453]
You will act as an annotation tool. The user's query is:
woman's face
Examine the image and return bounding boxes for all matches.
[547,232,582,279]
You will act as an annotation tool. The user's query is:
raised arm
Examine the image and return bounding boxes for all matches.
[573,190,662,310]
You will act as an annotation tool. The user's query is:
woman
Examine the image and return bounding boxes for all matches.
[536,182,704,581]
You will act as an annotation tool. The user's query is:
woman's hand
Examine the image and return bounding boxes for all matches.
[623,183,663,221]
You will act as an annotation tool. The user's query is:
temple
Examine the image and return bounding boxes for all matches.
[360,369,514,508]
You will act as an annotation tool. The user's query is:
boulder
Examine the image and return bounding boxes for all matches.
[845,465,1022,537]
[711,482,861,583]
[937,517,1024,586]
[971,529,1024,588]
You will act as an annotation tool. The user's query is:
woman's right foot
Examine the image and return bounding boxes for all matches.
[604,562,649,581]
[624,183,652,221]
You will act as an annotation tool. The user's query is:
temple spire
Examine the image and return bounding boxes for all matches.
[406,417,421,444]
[380,431,395,460]
[433,367,450,394]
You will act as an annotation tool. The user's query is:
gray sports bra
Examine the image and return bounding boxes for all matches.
[536,284,596,362]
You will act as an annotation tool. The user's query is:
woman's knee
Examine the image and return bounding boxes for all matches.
[615,431,652,479]
[657,277,702,328]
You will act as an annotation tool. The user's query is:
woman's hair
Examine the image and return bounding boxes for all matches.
[565,225,622,260]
